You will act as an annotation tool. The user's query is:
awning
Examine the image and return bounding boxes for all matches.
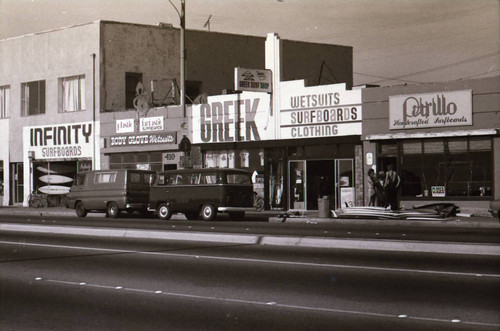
[364,128,499,141]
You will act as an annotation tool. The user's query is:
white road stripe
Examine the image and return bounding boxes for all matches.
[1,240,499,278]
[39,277,500,327]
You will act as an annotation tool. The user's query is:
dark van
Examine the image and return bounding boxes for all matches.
[67,169,155,218]
[149,168,254,221]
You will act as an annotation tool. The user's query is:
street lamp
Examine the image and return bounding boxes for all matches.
[168,0,186,118]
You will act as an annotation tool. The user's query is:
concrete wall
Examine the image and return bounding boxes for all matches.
[282,40,353,89]
[99,22,353,111]
[101,22,179,112]
[0,22,101,163]
[185,30,353,96]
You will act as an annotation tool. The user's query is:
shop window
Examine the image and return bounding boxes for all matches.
[21,80,45,116]
[0,85,9,118]
[109,152,163,171]
[379,142,398,156]
[125,72,142,109]
[60,75,85,112]
[399,138,492,198]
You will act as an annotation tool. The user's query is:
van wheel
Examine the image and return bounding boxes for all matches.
[201,204,217,221]
[157,203,172,220]
[106,202,120,218]
[75,201,87,217]
[184,212,199,220]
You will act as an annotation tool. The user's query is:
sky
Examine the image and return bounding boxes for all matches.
[1,0,499,87]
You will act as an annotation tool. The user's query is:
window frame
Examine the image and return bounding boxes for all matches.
[0,85,10,118]
[60,74,85,113]
[384,137,494,199]
[21,80,46,116]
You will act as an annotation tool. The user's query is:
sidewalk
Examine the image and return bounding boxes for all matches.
[0,205,498,229]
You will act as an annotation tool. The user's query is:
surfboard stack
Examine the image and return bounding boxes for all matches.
[36,164,74,195]
[331,204,459,221]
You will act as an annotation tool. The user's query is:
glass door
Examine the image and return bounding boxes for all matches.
[335,159,354,209]
[289,161,306,210]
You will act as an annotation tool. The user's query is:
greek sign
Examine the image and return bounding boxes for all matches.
[109,132,176,147]
[24,121,94,160]
[192,92,273,143]
[280,81,362,139]
[389,90,472,130]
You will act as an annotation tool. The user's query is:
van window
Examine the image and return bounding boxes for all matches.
[200,173,219,184]
[190,173,200,184]
[227,173,251,184]
[145,173,155,186]
[129,172,141,184]
[94,172,117,184]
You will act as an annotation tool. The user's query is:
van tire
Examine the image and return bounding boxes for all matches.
[75,201,87,218]
[201,204,217,221]
[157,203,172,220]
[106,202,120,218]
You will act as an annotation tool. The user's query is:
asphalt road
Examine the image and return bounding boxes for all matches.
[2,213,500,244]
[1,231,499,330]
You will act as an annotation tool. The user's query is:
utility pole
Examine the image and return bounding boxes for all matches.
[180,0,186,118]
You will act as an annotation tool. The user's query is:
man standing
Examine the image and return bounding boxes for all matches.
[384,164,400,211]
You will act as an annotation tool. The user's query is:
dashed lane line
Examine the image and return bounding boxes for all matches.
[35,277,500,328]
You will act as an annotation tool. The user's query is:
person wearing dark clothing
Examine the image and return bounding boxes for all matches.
[384,164,400,210]
[376,171,386,207]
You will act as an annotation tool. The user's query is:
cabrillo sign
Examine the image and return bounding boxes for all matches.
[389,90,472,130]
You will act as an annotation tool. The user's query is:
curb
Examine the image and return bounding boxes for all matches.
[1,223,499,256]
[269,216,500,229]
[1,207,499,229]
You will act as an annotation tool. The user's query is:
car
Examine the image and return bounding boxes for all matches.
[149,168,254,221]
[490,199,500,219]
[67,169,155,218]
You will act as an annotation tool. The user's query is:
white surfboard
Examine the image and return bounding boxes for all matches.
[36,164,74,174]
[39,174,73,184]
[38,185,71,195]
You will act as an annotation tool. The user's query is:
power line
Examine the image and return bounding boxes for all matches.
[360,51,499,85]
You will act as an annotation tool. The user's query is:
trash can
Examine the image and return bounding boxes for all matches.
[318,195,330,218]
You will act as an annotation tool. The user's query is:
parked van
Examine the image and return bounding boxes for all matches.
[67,169,155,218]
[149,168,254,221]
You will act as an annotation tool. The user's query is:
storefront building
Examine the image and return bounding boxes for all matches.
[191,80,363,211]
[99,106,185,172]
[1,21,352,207]
[362,76,500,213]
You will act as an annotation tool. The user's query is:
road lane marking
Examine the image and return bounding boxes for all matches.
[37,277,500,328]
[2,240,500,278]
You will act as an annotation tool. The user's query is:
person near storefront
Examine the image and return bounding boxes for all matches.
[384,164,401,211]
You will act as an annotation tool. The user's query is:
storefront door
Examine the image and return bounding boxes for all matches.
[288,159,335,211]
[335,159,354,208]
[289,161,306,210]
[10,163,23,204]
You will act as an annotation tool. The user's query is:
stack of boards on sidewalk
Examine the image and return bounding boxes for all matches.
[332,203,460,221]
